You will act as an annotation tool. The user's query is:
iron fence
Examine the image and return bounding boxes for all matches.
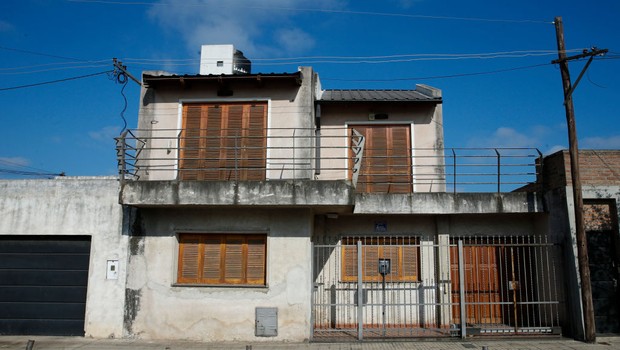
[115,127,541,193]
[311,235,562,341]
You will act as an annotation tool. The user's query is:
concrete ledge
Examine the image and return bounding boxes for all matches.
[354,192,544,214]
[120,180,354,207]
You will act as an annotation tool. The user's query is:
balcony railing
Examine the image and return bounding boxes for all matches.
[115,128,541,193]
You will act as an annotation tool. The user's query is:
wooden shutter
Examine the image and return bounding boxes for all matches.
[180,103,267,181]
[246,236,267,285]
[202,236,223,284]
[179,106,203,180]
[389,126,412,193]
[402,245,419,281]
[342,242,358,282]
[224,237,244,284]
[243,105,267,180]
[203,106,223,180]
[350,125,412,193]
[178,235,202,283]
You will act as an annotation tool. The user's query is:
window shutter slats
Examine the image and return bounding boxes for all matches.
[402,245,418,281]
[179,106,203,180]
[350,125,412,193]
[224,238,244,283]
[246,237,266,284]
[203,106,223,180]
[180,102,267,181]
[178,235,201,283]
[202,237,222,283]
[342,244,358,282]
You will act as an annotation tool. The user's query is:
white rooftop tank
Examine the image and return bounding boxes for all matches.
[199,44,251,75]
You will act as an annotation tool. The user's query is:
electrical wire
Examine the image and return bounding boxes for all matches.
[0,158,59,174]
[0,168,64,177]
[68,0,553,24]
[0,70,113,91]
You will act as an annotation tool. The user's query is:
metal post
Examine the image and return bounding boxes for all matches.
[495,149,501,193]
[458,240,467,338]
[452,149,457,194]
[382,273,387,337]
[357,240,364,340]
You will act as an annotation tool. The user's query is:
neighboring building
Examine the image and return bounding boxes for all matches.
[536,150,620,337]
[5,45,615,343]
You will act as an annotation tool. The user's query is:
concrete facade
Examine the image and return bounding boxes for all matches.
[0,177,127,338]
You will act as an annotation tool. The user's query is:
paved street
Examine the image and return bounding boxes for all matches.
[1,336,620,350]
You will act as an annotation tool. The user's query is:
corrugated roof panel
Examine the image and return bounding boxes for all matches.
[319,89,441,103]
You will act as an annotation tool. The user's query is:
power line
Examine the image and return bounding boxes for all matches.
[0,70,113,91]
[68,0,553,24]
[0,168,64,177]
[322,63,551,82]
[0,45,86,62]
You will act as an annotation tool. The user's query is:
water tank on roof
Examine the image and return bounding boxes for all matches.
[200,44,252,75]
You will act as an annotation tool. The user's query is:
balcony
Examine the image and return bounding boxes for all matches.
[115,128,543,213]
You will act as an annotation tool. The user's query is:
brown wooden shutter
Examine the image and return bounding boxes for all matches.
[202,236,223,284]
[246,236,266,285]
[179,105,203,180]
[178,234,202,283]
[203,106,223,180]
[402,245,419,281]
[351,125,412,193]
[242,105,267,180]
[342,242,358,282]
[388,126,412,193]
[224,237,244,283]
[383,246,399,280]
[363,246,379,280]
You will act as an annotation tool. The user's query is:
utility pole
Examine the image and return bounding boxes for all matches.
[553,16,608,343]
[112,58,142,86]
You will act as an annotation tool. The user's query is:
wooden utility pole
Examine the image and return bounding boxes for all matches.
[553,16,607,343]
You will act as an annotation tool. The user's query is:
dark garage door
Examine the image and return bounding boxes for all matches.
[0,236,91,336]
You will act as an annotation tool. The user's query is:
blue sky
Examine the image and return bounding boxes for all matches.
[0,0,618,178]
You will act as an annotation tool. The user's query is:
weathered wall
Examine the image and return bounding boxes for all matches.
[0,177,126,338]
[124,207,313,342]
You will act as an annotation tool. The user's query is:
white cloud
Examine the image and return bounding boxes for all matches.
[467,127,540,149]
[148,0,345,57]
[465,126,567,155]
[581,135,620,149]
[89,126,121,142]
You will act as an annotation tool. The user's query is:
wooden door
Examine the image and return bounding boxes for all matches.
[450,244,502,325]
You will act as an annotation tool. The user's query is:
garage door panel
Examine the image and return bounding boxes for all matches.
[0,286,87,303]
[0,239,91,254]
[0,236,91,336]
[0,320,85,336]
[0,253,90,270]
[0,270,89,286]
[2,302,86,319]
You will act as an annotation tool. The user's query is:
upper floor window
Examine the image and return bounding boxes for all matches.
[179,102,267,181]
[350,125,412,193]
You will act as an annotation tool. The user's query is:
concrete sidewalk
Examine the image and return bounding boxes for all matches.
[1,336,620,350]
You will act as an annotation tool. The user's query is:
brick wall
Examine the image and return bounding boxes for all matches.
[541,150,620,190]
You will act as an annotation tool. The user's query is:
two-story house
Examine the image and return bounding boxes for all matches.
[111,45,565,342]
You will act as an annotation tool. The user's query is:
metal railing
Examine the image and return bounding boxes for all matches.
[115,127,542,193]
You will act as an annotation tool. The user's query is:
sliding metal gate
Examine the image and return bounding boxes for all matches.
[311,235,562,341]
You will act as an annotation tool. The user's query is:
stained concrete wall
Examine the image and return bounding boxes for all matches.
[0,177,126,338]
[124,207,313,342]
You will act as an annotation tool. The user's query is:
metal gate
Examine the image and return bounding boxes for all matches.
[311,235,562,341]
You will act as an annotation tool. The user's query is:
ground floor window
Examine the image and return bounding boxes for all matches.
[341,236,419,282]
[177,233,266,286]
